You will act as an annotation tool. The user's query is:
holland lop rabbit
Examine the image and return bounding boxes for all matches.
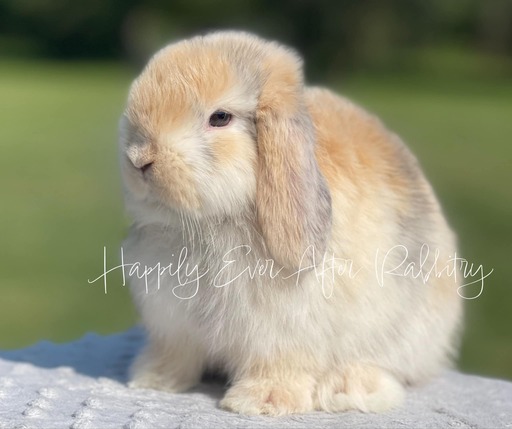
[119,31,463,415]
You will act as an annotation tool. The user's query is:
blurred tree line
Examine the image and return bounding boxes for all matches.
[1,0,511,77]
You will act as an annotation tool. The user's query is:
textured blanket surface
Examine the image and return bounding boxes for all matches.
[0,328,510,428]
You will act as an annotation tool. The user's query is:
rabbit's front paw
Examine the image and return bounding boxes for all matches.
[220,378,314,415]
[314,364,405,413]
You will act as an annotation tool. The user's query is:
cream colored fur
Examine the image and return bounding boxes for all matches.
[119,31,463,415]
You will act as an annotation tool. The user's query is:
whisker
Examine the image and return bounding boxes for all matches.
[179,210,186,243]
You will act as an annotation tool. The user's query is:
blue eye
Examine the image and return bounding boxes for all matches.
[209,111,232,127]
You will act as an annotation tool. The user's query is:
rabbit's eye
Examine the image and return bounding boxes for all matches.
[209,111,232,127]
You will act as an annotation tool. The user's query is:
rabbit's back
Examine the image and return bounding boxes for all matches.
[304,87,463,381]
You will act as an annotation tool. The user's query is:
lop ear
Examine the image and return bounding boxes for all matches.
[256,49,332,270]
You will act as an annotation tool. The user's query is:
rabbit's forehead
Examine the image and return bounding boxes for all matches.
[126,47,248,134]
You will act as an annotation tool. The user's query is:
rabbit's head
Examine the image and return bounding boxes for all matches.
[120,32,332,268]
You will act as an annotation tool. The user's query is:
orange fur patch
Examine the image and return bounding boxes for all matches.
[126,42,236,136]
[306,87,412,211]
[212,133,256,168]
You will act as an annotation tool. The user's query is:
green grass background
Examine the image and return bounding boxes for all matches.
[1,50,511,380]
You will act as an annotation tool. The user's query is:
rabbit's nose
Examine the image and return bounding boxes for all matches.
[139,162,154,174]
[127,146,154,173]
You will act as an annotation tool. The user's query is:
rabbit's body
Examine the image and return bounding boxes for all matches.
[121,32,462,415]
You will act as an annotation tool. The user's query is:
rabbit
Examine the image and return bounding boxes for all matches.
[119,31,463,415]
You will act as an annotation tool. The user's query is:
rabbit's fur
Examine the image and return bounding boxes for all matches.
[119,32,463,415]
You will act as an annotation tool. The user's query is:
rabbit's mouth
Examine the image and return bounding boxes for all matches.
[122,147,202,211]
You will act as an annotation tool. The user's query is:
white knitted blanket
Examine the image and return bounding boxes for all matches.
[0,328,510,428]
